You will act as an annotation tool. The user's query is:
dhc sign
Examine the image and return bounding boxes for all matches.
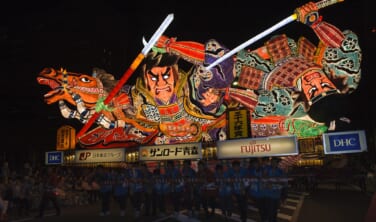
[322,130,367,154]
[45,151,64,165]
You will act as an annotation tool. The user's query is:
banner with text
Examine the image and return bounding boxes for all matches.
[75,148,125,163]
[139,143,202,161]
[45,151,64,165]
[322,130,367,154]
[227,108,250,139]
[216,136,298,159]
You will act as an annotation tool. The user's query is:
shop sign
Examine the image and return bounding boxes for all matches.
[216,135,298,159]
[322,130,367,154]
[45,151,64,165]
[75,148,125,163]
[139,143,202,161]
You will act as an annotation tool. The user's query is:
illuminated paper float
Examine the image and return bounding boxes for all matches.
[36,1,362,149]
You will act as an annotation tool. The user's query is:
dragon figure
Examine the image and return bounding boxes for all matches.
[37,2,361,148]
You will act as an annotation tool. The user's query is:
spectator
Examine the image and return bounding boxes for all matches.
[264,157,286,222]
[215,163,232,219]
[36,167,61,218]
[94,165,113,216]
[0,186,8,221]
[164,160,183,218]
[228,160,248,222]
[140,163,153,216]
[81,176,92,205]
[20,176,32,216]
[181,160,197,218]
[129,162,143,219]
[151,168,167,217]
[196,160,216,218]
[113,167,129,216]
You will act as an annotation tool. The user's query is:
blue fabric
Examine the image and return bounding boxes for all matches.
[264,167,285,199]
[165,167,183,192]
[96,171,113,193]
[153,174,166,194]
[248,167,266,198]
[227,167,248,195]
[129,168,144,193]
[113,171,129,196]
[215,170,232,196]
[181,167,196,178]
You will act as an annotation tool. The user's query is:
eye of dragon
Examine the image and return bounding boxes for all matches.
[80,77,92,83]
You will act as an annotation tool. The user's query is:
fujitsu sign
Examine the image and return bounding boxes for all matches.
[240,140,271,154]
[216,135,298,159]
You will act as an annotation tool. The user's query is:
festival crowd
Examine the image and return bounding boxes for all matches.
[0,157,289,222]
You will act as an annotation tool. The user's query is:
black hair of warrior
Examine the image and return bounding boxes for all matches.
[144,51,179,71]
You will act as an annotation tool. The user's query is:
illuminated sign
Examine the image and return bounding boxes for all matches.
[75,148,125,163]
[322,130,367,154]
[139,143,202,161]
[216,135,298,159]
[45,151,64,165]
[227,108,250,139]
[56,125,76,150]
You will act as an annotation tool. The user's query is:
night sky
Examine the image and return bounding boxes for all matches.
[1,0,374,158]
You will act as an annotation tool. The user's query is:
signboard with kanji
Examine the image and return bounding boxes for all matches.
[227,108,250,139]
[75,148,125,163]
[139,143,202,161]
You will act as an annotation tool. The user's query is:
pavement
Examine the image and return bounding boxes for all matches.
[297,184,372,222]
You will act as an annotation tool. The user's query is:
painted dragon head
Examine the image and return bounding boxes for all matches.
[37,67,116,108]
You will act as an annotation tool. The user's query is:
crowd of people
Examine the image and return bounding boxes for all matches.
[92,157,288,222]
[0,158,288,222]
[0,162,101,221]
[0,155,375,222]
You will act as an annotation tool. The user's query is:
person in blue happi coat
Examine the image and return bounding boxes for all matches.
[94,165,113,216]
[140,162,153,216]
[164,160,184,217]
[264,157,286,222]
[152,167,167,217]
[181,160,197,217]
[215,163,233,219]
[248,158,268,222]
[113,167,130,216]
[129,162,144,219]
[227,160,248,222]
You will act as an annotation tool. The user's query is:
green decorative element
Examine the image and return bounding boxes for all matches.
[255,89,293,117]
[285,118,328,138]
[235,50,274,76]
[322,31,361,93]
[151,46,167,54]
[95,97,114,112]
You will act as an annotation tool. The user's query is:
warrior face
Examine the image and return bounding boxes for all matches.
[301,71,337,104]
[146,66,175,104]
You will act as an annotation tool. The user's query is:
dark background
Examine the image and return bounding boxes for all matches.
[1,0,374,166]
